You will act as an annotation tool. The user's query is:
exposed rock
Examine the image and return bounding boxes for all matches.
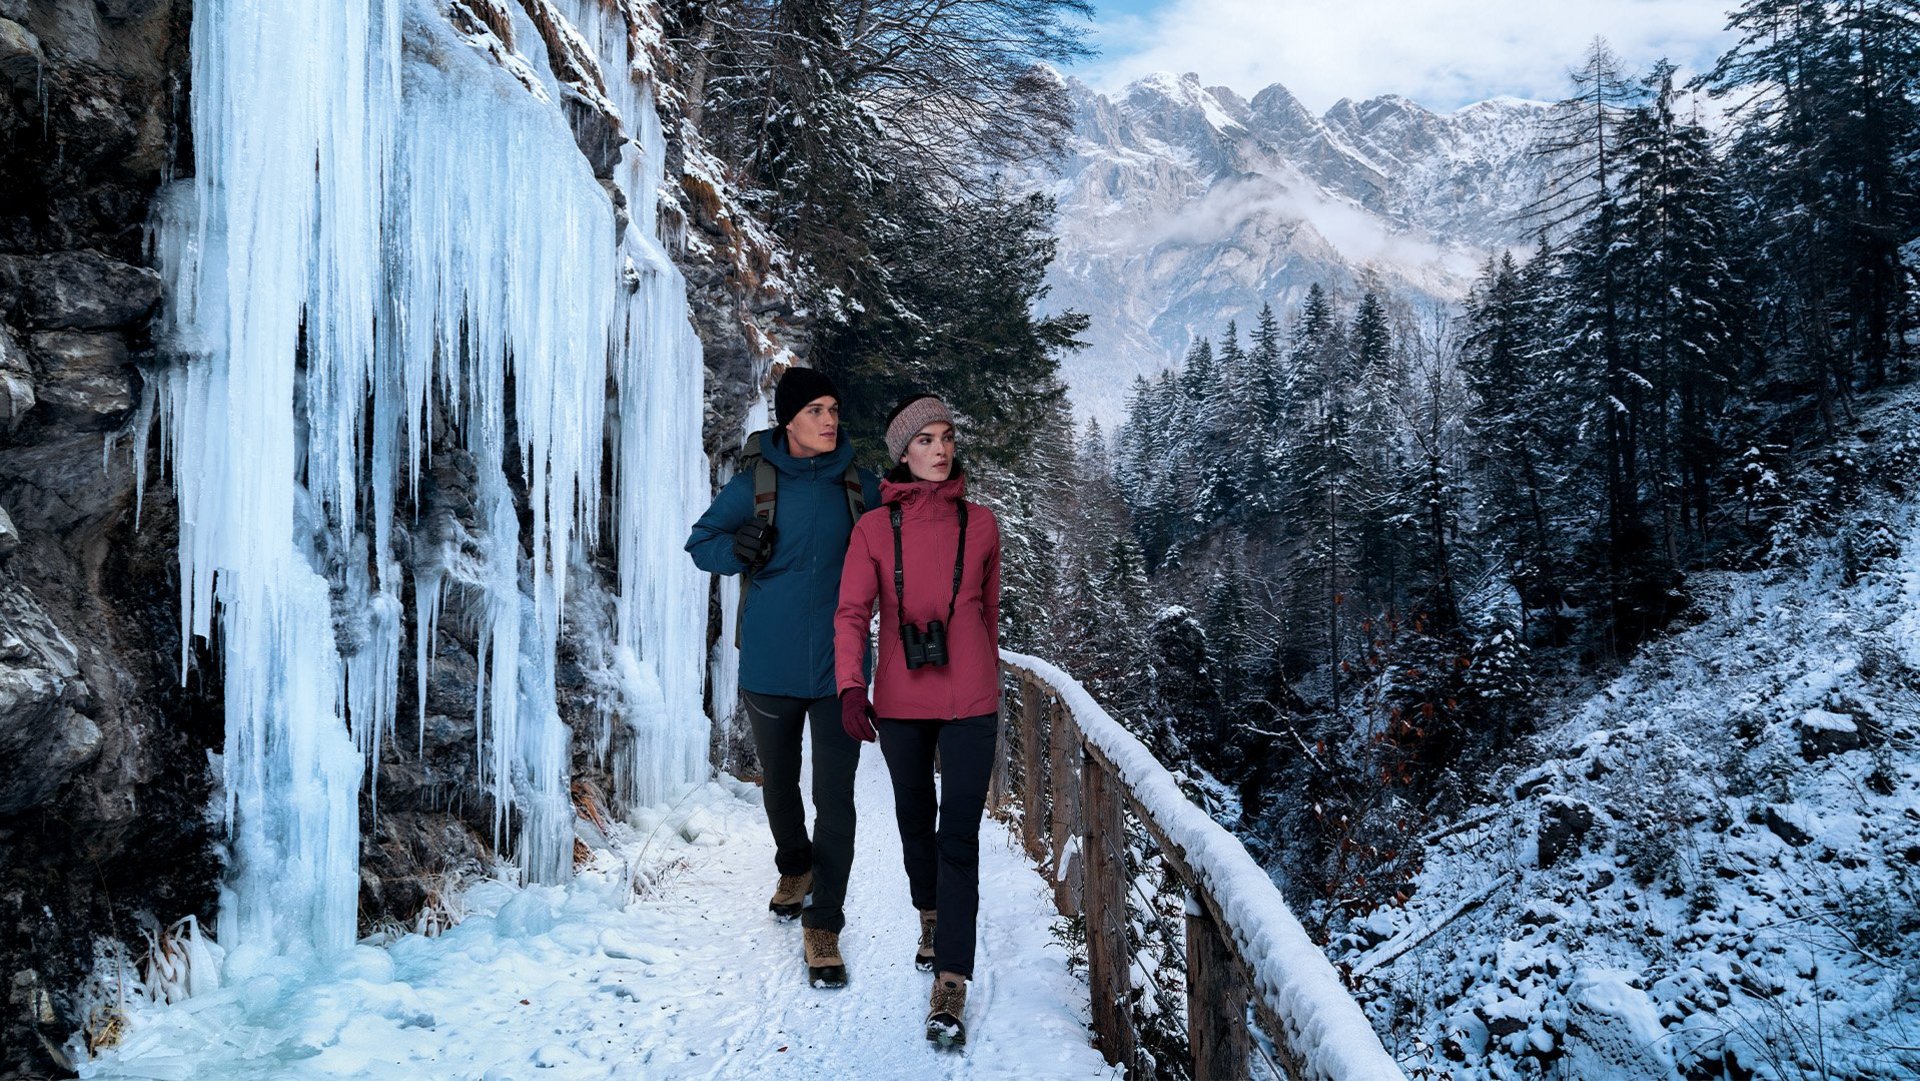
[0,16,42,87]
[96,0,166,22]
[1796,708,1866,760]
[1,251,161,329]
[0,429,136,531]
[23,0,98,64]
[360,811,491,927]
[0,321,33,434]
[1764,803,1813,847]
[563,95,621,180]
[0,576,87,814]
[28,327,136,428]
[1537,795,1596,869]
[0,3,212,1076]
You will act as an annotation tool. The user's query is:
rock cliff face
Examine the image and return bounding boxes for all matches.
[0,2,786,1074]
[0,4,218,1075]
[1044,72,1552,421]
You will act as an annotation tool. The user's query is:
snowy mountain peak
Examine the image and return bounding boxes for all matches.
[1046,75,1556,421]
[1123,70,1250,137]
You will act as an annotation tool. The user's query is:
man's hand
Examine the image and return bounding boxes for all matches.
[733,518,776,571]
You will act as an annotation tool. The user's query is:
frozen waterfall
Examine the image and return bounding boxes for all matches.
[147,0,712,966]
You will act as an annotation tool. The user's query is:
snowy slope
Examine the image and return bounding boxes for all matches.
[1335,395,1920,1079]
[82,753,1120,1079]
[1043,73,1552,422]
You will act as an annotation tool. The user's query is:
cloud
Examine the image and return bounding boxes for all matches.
[1134,173,1482,289]
[1079,0,1734,112]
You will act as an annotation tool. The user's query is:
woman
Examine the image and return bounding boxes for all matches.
[686,367,880,989]
[834,393,1001,1047]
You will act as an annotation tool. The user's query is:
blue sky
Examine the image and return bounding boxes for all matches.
[1070,0,1735,113]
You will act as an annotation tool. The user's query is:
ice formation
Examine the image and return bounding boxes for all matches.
[148,0,711,966]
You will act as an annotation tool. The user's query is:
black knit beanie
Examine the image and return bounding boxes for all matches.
[774,367,840,429]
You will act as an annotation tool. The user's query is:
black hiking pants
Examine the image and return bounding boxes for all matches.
[742,689,860,932]
[876,712,1000,979]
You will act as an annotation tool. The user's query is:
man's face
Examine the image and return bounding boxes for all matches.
[787,395,840,457]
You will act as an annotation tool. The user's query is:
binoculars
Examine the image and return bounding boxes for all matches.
[901,619,949,669]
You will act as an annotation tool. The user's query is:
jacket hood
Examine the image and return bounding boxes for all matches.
[763,428,856,479]
[879,472,967,509]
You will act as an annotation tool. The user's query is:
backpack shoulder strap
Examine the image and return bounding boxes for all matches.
[843,465,866,522]
[739,427,778,528]
[753,457,778,528]
[734,428,778,648]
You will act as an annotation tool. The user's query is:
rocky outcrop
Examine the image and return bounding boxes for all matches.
[0,2,217,1077]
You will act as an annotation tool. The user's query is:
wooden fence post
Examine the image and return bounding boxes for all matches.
[1020,677,1049,862]
[1186,887,1251,1080]
[987,671,1012,814]
[1082,749,1137,1071]
[1048,700,1083,914]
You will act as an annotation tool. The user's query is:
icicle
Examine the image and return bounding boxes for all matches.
[147,0,399,968]
[150,0,716,966]
[556,0,713,810]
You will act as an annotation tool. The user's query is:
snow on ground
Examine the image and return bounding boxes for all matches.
[1337,400,1920,1080]
[83,746,1120,1080]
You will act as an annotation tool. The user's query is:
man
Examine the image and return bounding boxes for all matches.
[685,366,880,988]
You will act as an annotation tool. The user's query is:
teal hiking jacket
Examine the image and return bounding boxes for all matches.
[685,432,881,699]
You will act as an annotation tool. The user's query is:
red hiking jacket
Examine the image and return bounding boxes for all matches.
[835,475,1002,720]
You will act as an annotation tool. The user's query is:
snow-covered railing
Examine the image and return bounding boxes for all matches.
[998,651,1407,1081]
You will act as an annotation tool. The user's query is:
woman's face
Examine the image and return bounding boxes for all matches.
[786,395,840,457]
[902,421,955,482]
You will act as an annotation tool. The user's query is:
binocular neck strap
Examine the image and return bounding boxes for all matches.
[888,500,969,628]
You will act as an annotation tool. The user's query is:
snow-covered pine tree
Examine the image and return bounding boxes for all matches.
[1127,368,1188,567]
[1197,322,1249,523]
[1461,249,1566,641]
[1200,552,1270,772]
[1703,0,1919,413]
[1279,284,1359,702]
[1347,286,1411,617]
[1616,62,1742,565]
[1536,38,1680,652]
[1113,375,1157,509]
[1247,302,1289,518]
[1403,311,1468,634]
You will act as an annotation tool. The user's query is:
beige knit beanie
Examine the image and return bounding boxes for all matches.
[884,395,955,462]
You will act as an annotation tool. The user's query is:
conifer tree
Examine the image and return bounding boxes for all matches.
[1347,288,1409,615]
[1462,248,1564,638]
[1280,285,1359,699]
[1246,303,1288,517]
[1617,62,1741,560]
[1703,0,1919,413]
[1200,322,1249,522]
[1536,39,1677,650]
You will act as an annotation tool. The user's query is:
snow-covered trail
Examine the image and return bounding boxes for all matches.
[85,738,1119,1080]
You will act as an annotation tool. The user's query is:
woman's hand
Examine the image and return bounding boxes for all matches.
[840,687,877,743]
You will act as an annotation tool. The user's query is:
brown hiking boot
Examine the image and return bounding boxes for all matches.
[927,971,967,1047]
[768,870,812,919]
[803,927,847,988]
[915,909,937,971]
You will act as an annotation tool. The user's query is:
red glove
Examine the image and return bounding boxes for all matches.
[840,688,877,743]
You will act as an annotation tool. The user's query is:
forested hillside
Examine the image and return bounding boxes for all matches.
[987,10,1920,1078]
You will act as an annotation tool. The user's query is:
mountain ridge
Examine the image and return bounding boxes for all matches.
[1043,71,1555,422]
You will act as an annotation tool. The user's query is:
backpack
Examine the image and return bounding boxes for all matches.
[734,428,867,646]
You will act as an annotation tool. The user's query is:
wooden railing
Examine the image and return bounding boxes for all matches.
[996,652,1407,1081]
